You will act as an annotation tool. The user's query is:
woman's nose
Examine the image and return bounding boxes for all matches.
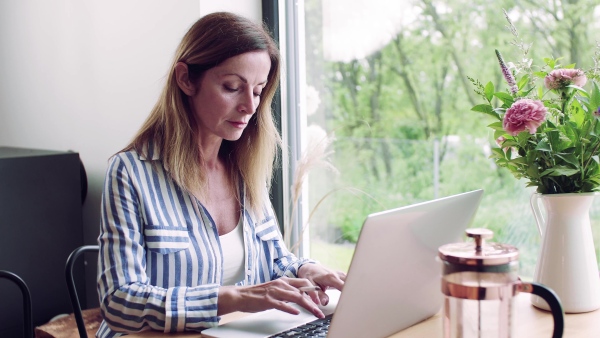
[238,90,257,115]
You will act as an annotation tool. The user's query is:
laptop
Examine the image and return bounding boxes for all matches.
[202,189,484,338]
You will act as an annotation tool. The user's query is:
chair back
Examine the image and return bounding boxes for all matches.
[65,245,100,338]
[0,270,33,338]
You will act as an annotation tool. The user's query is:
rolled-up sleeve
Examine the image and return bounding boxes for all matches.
[252,199,316,281]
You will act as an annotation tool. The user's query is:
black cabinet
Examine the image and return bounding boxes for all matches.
[0,146,84,337]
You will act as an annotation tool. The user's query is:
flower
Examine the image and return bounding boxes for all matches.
[470,36,600,194]
[495,136,506,146]
[544,69,587,90]
[496,49,518,95]
[502,99,547,136]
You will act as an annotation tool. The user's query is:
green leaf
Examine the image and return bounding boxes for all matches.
[495,157,509,166]
[594,120,600,135]
[471,104,498,119]
[562,121,579,141]
[509,157,528,164]
[541,167,580,177]
[494,92,514,106]
[566,84,587,94]
[506,161,519,169]
[484,82,494,102]
[517,131,532,144]
[526,165,540,178]
[487,121,504,130]
[590,81,600,111]
[545,119,557,129]
[547,130,564,151]
[493,107,506,115]
[494,129,507,140]
[543,58,555,68]
[490,147,506,159]
[555,153,580,168]
[517,74,529,90]
[586,174,600,185]
[570,108,586,128]
[521,87,535,97]
[535,140,552,152]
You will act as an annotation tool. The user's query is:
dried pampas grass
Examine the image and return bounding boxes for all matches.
[284,125,338,252]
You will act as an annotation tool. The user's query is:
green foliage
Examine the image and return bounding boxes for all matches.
[471,53,600,194]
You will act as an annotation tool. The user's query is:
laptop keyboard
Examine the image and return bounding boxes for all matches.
[268,314,333,337]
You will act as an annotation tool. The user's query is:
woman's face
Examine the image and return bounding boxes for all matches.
[190,51,271,144]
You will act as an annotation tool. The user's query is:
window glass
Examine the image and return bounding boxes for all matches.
[296,0,600,276]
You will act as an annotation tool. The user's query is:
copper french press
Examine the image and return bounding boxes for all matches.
[438,228,564,338]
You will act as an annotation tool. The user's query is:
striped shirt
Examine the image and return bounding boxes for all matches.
[96,146,313,337]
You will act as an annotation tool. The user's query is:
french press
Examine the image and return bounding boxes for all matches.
[438,228,564,338]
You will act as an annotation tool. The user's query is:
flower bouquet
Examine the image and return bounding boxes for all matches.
[469,12,600,313]
[470,38,600,194]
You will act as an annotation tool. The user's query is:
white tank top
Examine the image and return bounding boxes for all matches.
[219,216,245,286]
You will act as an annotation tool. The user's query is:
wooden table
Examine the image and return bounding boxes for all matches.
[126,293,600,337]
[390,293,600,337]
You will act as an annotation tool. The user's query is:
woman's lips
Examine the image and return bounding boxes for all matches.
[229,121,247,129]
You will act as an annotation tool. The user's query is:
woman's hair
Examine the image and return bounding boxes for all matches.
[124,12,281,212]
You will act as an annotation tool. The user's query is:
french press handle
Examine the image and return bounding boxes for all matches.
[518,281,564,338]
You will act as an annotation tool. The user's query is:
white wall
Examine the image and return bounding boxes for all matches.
[0,0,261,244]
[200,0,261,18]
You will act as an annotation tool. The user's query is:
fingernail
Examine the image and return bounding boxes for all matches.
[320,296,328,305]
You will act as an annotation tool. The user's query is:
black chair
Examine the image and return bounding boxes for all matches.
[0,270,33,338]
[65,245,100,338]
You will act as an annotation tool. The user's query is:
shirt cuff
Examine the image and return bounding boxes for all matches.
[164,284,220,332]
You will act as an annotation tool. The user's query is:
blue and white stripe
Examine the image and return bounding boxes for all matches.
[96,147,313,337]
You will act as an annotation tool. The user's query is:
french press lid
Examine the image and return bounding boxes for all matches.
[438,228,519,268]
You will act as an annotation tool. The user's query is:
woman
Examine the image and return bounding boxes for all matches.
[97,12,345,337]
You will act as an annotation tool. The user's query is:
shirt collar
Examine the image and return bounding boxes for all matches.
[138,141,161,161]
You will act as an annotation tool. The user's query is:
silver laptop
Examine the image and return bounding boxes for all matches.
[202,189,484,338]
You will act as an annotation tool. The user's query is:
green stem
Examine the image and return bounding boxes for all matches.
[583,135,600,178]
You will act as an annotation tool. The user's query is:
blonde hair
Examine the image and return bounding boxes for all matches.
[124,12,281,212]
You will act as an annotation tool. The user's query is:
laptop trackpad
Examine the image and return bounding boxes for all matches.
[202,290,339,338]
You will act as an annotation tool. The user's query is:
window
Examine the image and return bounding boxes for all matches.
[282,0,600,277]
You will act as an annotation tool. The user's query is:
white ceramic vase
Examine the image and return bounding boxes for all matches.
[530,192,600,313]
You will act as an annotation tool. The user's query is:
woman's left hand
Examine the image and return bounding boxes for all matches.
[297,263,346,305]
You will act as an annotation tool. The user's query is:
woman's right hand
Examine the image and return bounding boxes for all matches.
[217,277,325,318]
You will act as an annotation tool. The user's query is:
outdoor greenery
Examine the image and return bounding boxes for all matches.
[302,0,600,276]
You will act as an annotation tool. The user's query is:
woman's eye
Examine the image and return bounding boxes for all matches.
[254,92,262,98]
[224,85,238,92]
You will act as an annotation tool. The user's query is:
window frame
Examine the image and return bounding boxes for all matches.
[263,0,309,256]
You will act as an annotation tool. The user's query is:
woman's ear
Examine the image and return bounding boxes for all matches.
[174,62,196,96]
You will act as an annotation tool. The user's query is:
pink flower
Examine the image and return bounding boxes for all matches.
[503,99,547,136]
[495,136,506,147]
[495,136,514,154]
[544,69,587,90]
